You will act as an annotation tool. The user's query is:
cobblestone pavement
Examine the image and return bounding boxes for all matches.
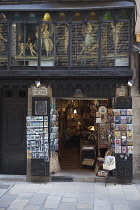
[0,180,140,210]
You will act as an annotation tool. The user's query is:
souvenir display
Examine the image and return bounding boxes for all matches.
[113,109,133,154]
[26,116,49,161]
[50,109,59,155]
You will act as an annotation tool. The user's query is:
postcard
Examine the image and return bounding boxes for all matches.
[44,116,48,121]
[120,109,127,116]
[121,138,128,146]
[121,116,127,124]
[127,131,133,139]
[121,131,127,137]
[115,124,120,131]
[113,109,120,116]
[115,146,122,153]
[122,146,127,154]
[126,109,132,116]
[111,123,115,130]
[114,116,121,124]
[115,139,121,146]
[44,121,48,127]
[51,115,58,121]
[127,146,133,154]
[126,116,132,124]
[127,124,133,131]
[127,139,133,146]
[115,131,121,139]
[120,124,127,131]
[108,115,114,123]
[51,127,59,133]
[96,118,101,123]
[108,109,113,115]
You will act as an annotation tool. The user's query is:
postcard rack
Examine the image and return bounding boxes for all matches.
[26,116,49,176]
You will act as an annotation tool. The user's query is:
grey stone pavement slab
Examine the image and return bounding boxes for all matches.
[0,180,140,210]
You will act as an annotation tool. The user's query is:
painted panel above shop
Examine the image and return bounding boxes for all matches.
[0,2,134,78]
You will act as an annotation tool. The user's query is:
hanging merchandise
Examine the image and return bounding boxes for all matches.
[50,108,61,173]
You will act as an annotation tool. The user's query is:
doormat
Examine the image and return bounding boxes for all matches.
[51,176,73,182]
[0,185,10,189]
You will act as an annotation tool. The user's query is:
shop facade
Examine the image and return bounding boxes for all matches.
[0,1,139,181]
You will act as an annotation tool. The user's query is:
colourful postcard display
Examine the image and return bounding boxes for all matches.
[113,109,133,154]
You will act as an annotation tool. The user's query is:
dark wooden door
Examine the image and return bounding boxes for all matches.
[0,88,27,175]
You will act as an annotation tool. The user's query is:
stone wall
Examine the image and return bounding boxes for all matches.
[131,52,140,179]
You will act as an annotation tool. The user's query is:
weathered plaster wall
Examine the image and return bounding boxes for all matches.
[131,52,140,179]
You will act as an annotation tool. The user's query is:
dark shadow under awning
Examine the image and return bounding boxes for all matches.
[0,1,135,11]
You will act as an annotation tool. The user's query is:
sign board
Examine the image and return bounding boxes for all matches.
[32,86,48,96]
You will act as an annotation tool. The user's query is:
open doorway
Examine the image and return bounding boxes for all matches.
[54,98,112,172]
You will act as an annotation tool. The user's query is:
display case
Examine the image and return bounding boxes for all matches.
[26,116,49,176]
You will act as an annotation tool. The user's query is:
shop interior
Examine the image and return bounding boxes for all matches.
[51,98,113,174]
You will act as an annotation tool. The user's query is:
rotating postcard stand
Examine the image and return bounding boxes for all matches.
[26,97,50,183]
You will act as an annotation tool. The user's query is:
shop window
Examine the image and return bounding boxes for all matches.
[103,12,114,21]
[42,13,52,22]
[0,13,7,21]
[0,23,8,66]
[27,13,38,22]
[119,10,129,20]
[88,12,98,21]
[57,13,68,21]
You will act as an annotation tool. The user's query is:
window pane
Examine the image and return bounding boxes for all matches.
[13,13,23,21]
[72,23,84,66]
[11,23,25,65]
[42,13,52,22]
[101,22,115,67]
[88,12,98,21]
[27,13,38,22]
[119,10,129,20]
[85,23,98,67]
[72,13,83,21]
[0,13,7,21]
[57,13,68,21]
[116,22,129,66]
[26,23,38,66]
[0,24,8,66]
[55,23,68,66]
[103,12,114,21]
[41,23,54,66]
